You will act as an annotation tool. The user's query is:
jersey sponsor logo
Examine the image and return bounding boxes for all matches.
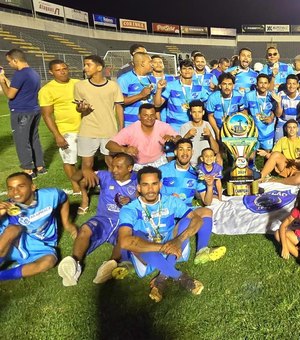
[106,203,120,212]
[243,190,295,214]
[18,206,53,226]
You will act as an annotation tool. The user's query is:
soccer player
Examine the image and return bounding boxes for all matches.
[227,48,257,95]
[179,100,219,166]
[272,74,300,141]
[192,52,218,93]
[154,59,209,132]
[74,55,124,188]
[149,54,176,122]
[0,172,76,281]
[244,74,276,152]
[159,139,226,262]
[207,72,245,141]
[117,52,154,127]
[58,153,137,286]
[39,59,81,194]
[261,46,294,92]
[210,57,230,80]
[0,49,45,178]
[117,44,147,78]
[118,166,205,302]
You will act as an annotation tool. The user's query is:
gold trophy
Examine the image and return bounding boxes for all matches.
[221,112,259,196]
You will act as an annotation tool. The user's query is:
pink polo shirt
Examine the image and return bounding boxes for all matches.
[111,120,177,164]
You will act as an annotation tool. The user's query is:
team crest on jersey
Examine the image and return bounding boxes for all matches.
[231,104,238,112]
[18,216,31,226]
[250,77,256,84]
[186,179,195,188]
[243,190,295,214]
[265,102,273,110]
[126,185,136,196]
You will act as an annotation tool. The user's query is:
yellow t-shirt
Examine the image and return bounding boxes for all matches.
[272,136,300,160]
[38,78,81,135]
[74,79,124,138]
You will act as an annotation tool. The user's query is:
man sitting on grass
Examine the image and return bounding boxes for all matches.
[0,172,76,280]
[58,153,137,286]
[258,119,300,182]
[118,166,205,302]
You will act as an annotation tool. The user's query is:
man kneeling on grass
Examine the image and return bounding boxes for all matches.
[0,172,76,280]
[58,153,137,286]
[118,166,205,302]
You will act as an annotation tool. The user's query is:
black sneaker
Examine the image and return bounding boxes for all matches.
[37,167,48,175]
[24,171,37,179]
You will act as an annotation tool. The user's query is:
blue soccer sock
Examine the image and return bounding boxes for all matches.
[0,265,23,281]
[196,217,213,251]
[139,252,182,279]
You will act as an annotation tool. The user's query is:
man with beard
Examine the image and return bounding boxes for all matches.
[159,138,226,264]
[192,52,218,93]
[261,46,294,92]
[227,48,257,95]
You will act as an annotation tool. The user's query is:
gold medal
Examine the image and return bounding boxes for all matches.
[182,103,190,111]
[7,205,21,216]
[153,236,162,243]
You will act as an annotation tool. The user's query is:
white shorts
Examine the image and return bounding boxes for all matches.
[59,133,78,164]
[77,136,110,157]
[133,154,168,171]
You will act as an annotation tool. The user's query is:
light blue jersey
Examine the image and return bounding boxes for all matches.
[193,72,218,93]
[162,79,209,131]
[261,62,294,89]
[227,66,257,94]
[118,70,154,127]
[119,194,191,244]
[206,90,245,129]
[245,90,276,149]
[149,74,177,122]
[159,160,206,206]
[7,188,67,246]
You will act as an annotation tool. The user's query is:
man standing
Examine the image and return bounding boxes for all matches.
[117,44,147,78]
[261,46,294,91]
[227,48,257,95]
[154,59,209,132]
[211,57,230,80]
[0,49,45,178]
[117,52,154,127]
[39,60,81,194]
[207,73,245,141]
[106,103,179,170]
[74,55,124,188]
[58,153,137,286]
[118,166,204,302]
[0,172,76,281]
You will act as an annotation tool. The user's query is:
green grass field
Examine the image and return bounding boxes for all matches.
[0,94,300,340]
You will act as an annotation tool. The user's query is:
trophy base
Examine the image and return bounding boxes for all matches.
[226,179,259,196]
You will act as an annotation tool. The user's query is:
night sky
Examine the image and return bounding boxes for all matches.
[54,0,300,29]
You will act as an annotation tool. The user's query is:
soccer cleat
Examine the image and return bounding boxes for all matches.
[194,246,227,265]
[111,261,134,280]
[58,256,82,287]
[177,273,204,295]
[93,260,118,284]
[149,274,168,303]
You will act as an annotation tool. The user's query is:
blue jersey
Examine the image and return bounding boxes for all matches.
[279,90,300,121]
[149,74,177,122]
[206,90,245,129]
[261,62,294,88]
[7,188,67,246]
[162,79,209,131]
[9,67,40,112]
[119,194,191,243]
[227,67,257,94]
[96,170,137,225]
[197,162,223,196]
[159,160,206,206]
[117,70,154,127]
[193,72,218,93]
[244,90,276,142]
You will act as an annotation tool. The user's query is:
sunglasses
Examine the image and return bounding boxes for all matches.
[268,52,278,57]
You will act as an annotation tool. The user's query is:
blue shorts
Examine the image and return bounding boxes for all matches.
[84,217,118,255]
[6,232,56,265]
